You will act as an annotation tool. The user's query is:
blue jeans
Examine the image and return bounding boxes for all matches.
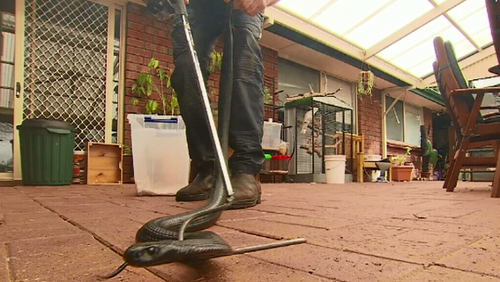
[170,0,265,175]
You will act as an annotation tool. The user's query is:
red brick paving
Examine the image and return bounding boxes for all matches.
[1,181,500,281]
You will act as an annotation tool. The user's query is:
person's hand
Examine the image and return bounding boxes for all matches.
[184,0,189,4]
[225,0,267,17]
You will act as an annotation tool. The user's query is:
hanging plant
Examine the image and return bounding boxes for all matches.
[356,70,374,97]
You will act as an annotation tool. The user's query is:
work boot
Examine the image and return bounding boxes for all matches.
[228,173,261,210]
[175,162,214,202]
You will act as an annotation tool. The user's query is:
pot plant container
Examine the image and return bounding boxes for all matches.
[390,147,414,182]
[392,165,414,182]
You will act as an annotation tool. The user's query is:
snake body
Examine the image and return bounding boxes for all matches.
[123,169,234,267]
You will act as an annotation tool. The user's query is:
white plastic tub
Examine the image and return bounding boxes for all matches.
[127,114,190,196]
[324,154,346,184]
[262,121,282,150]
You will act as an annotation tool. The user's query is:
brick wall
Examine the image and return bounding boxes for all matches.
[123,2,280,149]
[262,47,280,121]
[357,91,383,156]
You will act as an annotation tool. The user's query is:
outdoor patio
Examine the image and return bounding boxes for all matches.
[1,180,500,282]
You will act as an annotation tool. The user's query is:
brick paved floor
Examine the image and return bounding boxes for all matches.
[1,181,500,281]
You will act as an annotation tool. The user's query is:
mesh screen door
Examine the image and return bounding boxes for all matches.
[22,0,114,151]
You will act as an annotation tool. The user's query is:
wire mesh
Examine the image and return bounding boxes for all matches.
[23,0,110,150]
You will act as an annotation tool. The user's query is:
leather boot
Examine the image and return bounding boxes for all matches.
[175,162,214,201]
[228,173,261,210]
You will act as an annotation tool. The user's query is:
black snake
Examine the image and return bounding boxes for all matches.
[102,0,236,278]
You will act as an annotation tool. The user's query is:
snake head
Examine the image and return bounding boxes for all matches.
[124,241,177,267]
[123,236,233,267]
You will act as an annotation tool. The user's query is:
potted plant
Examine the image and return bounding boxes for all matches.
[356,65,374,99]
[130,58,179,115]
[390,147,414,182]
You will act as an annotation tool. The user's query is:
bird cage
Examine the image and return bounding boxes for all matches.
[284,96,354,183]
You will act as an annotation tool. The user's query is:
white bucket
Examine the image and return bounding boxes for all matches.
[324,155,346,184]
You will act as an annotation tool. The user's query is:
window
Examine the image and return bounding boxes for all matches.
[323,74,356,132]
[277,58,320,105]
[385,95,422,146]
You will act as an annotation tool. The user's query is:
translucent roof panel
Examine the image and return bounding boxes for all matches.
[343,0,435,49]
[274,0,332,19]
[274,0,495,82]
[313,0,395,37]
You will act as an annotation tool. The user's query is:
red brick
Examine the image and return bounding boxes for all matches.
[151,52,173,64]
[127,21,144,32]
[153,20,169,31]
[152,36,173,48]
[127,2,144,15]
[145,26,168,38]
[127,30,152,43]
[125,79,137,88]
[125,105,141,113]
[128,54,145,65]
[127,13,153,26]
[127,46,152,58]
[127,40,144,52]
[126,63,149,73]
[125,70,140,80]
[145,42,169,54]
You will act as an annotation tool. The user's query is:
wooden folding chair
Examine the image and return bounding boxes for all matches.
[432,36,500,197]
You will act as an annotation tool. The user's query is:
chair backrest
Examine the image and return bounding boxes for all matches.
[433,37,477,135]
[442,39,484,123]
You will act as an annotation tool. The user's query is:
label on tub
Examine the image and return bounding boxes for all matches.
[144,116,179,124]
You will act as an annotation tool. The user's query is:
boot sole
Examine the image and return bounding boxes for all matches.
[228,195,261,210]
[175,192,210,202]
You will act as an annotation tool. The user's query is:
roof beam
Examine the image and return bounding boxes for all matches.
[265,6,427,88]
[427,0,482,51]
[309,0,340,20]
[342,0,399,36]
[365,0,467,59]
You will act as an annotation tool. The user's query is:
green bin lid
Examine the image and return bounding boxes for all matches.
[17,118,75,131]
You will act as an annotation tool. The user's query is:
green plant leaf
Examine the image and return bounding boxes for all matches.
[171,95,178,108]
[148,58,159,70]
[423,139,432,156]
[139,86,146,96]
[157,68,167,81]
[161,96,168,115]
[217,53,223,70]
[166,76,171,88]
[145,100,159,114]
[429,149,439,167]
[131,97,139,106]
[123,145,132,156]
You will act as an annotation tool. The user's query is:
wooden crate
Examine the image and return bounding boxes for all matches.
[86,142,123,185]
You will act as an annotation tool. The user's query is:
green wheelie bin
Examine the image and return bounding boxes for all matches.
[17,118,75,186]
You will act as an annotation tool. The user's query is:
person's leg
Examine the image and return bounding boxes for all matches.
[170,1,225,201]
[225,9,266,209]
